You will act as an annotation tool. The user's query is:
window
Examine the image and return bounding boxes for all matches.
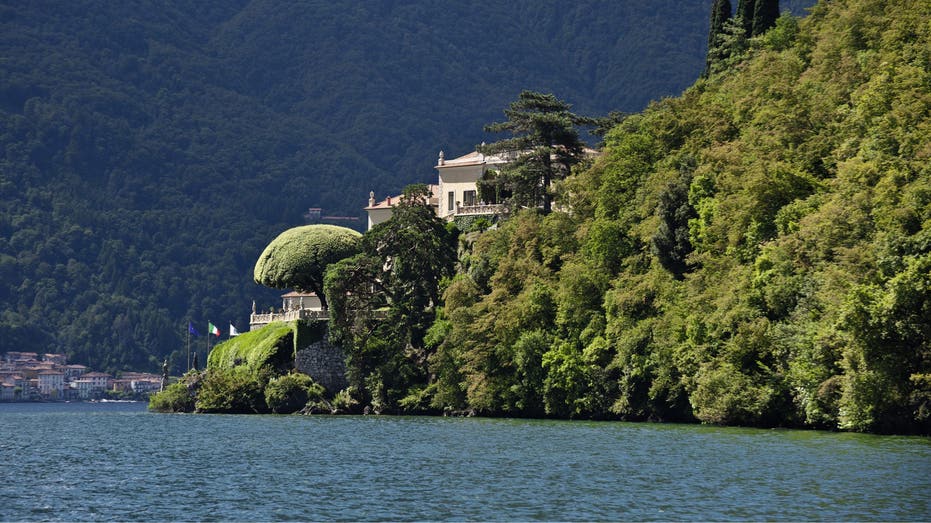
[464,190,476,207]
[448,191,455,211]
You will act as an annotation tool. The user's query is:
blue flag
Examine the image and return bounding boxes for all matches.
[188,322,200,337]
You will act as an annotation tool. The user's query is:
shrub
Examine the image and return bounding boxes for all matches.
[195,367,267,414]
[264,373,324,414]
[148,380,196,413]
[148,372,202,413]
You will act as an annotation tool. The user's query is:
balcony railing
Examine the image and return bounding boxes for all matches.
[455,203,506,216]
[250,309,329,329]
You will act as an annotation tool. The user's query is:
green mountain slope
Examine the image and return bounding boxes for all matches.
[1,0,813,372]
[430,0,931,433]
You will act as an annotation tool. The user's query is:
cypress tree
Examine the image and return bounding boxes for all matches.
[735,0,755,36]
[704,0,733,76]
[752,0,780,36]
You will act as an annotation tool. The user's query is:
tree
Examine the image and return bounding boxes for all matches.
[704,0,733,77]
[478,91,590,214]
[735,0,755,36]
[752,0,780,37]
[363,184,459,313]
[253,224,362,310]
[705,15,751,76]
[651,167,697,278]
[324,184,459,410]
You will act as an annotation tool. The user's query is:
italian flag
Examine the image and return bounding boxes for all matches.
[208,322,221,337]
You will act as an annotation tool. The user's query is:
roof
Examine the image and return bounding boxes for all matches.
[364,193,402,211]
[436,147,601,169]
[365,184,440,210]
[281,291,318,298]
[436,150,514,169]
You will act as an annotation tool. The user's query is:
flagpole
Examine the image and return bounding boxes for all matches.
[186,323,191,372]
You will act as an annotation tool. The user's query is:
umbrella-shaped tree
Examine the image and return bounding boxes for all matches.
[254,224,362,310]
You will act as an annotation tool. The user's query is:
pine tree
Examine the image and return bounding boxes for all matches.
[479,91,589,214]
[752,0,780,37]
[704,0,733,77]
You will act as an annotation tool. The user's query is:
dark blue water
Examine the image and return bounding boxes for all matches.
[1,402,928,521]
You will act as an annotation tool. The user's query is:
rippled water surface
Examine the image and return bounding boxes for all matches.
[1,402,929,521]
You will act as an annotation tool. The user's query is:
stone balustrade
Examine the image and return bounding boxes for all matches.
[250,309,329,330]
[456,203,506,216]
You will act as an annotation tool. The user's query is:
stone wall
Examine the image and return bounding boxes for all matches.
[295,335,348,394]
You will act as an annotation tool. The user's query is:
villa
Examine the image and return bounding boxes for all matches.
[365,148,513,230]
[251,146,597,327]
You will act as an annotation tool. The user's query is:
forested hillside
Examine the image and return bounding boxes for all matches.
[1,1,812,372]
[331,0,930,433]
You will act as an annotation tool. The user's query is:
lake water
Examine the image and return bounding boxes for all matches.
[1,402,929,521]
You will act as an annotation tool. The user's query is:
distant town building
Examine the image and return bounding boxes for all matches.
[83,372,111,391]
[63,364,87,381]
[304,207,323,222]
[4,352,39,363]
[1,380,17,401]
[111,373,162,395]
[1,350,161,402]
[43,353,67,365]
[38,370,65,399]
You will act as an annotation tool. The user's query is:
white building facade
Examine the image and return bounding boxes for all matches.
[37,371,64,399]
[365,149,511,230]
[435,149,512,221]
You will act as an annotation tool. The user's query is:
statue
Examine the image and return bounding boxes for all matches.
[161,359,169,392]
[192,352,198,371]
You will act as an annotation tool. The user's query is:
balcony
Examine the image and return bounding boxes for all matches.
[249,309,329,330]
[454,203,506,217]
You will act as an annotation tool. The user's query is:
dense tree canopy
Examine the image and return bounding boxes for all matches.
[0,0,815,374]
[325,184,458,412]
[351,0,930,434]
[253,224,362,309]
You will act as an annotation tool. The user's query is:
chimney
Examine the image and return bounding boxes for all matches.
[438,150,445,166]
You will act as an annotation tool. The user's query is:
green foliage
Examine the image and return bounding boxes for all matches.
[478,91,591,214]
[254,225,362,308]
[148,374,199,413]
[453,215,495,234]
[5,0,780,373]
[735,0,756,36]
[761,11,801,51]
[264,372,324,414]
[651,166,698,278]
[426,0,931,434]
[325,185,458,412]
[751,0,781,37]
[705,0,734,76]
[690,362,774,425]
[195,366,268,414]
[206,321,298,374]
